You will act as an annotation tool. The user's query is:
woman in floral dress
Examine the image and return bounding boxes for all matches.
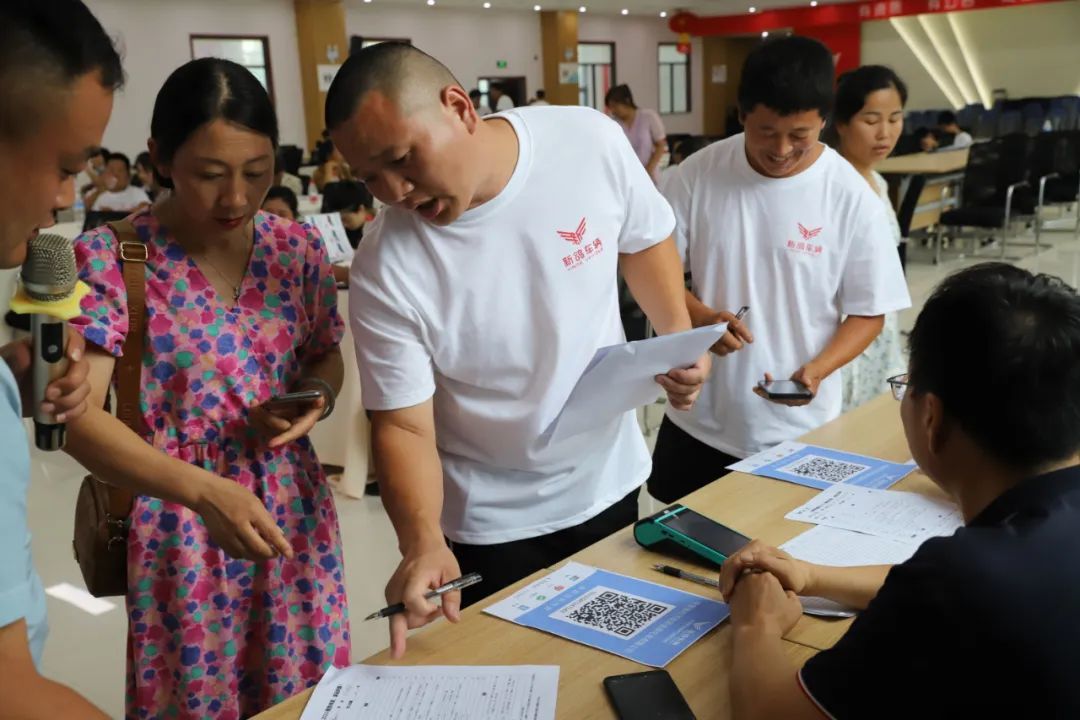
[67,58,350,719]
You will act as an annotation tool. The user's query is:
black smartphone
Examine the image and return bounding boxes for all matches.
[604,670,696,720]
[758,379,813,400]
[265,390,323,409]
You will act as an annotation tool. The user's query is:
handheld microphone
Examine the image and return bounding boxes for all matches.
[14,233,85,451]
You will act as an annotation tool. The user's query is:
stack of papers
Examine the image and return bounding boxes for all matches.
[779,485,965,617]
[784,484,963,545]
[300,664,559,720]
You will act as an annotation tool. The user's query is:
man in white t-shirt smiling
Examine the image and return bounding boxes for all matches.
[647,36,911,504]
[325,42,711,658]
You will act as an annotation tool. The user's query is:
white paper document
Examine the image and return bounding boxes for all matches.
[299,664,559,720]
[307,212,355,265]
[785,484,963,545]
[781,525,922,567]
[782,526,926,618]
[543,324,726,444]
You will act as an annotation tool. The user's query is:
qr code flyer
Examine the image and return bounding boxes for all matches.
[485,562,729,667]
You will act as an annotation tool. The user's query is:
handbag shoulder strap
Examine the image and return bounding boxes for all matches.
[104,219,148,517]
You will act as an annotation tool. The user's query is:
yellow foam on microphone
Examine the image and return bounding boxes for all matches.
[9,281,91,321]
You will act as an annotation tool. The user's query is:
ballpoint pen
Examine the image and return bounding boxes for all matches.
[652,563,719,588]
[363,573,484,621]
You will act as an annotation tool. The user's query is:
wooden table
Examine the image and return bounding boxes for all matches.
[254,394,939,719]
[877,147,969,175]
[878,148,970,240]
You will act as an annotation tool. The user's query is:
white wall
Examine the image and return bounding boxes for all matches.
[85,0,307,156]
[862,1,1080,110]
[579,15,704,135]
[346,5,544,101]
[345,4,705,135]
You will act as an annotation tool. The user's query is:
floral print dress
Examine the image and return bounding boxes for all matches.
[72,209,350,719]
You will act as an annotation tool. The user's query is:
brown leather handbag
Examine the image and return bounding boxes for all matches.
[72,219,148,598]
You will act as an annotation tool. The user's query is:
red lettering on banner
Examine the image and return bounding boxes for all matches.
[874,0,887,14]
[889,0,903,12]
[859,3,872,16]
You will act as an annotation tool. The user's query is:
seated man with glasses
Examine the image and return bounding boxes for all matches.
[716,262,1080,719]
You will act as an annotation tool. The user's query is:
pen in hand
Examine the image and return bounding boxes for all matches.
[364,573,483,621]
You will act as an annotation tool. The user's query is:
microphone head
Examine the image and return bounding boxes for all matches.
[21,233,77,302]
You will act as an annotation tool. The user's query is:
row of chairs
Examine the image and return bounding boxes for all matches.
[928,130,1080,262]
[905,97,1080,139]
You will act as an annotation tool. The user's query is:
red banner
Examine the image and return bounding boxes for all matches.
[669,0,1068,36]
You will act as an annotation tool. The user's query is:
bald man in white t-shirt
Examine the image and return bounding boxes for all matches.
[325,42,714,659]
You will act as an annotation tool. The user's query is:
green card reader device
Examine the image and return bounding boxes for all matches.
[633,504,751,568]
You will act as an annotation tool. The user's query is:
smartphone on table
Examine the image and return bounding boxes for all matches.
[604,670,696,720]
[757,379,813,400]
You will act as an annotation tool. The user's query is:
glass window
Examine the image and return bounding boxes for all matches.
[191,36,273,100]
[578,42,616,111]
[658,43,690,115]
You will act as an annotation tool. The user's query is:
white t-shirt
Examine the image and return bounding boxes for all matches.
[91,185,150,212]
[951,131,973,149]
[495,94,515,112]
[663,134,910,458]
[350,106,675,544]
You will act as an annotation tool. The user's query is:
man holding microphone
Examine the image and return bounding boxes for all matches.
[325,43,739,657]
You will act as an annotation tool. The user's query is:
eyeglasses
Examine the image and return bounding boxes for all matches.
[887,373,909,401]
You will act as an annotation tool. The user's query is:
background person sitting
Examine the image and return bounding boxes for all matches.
[86,151,150,212]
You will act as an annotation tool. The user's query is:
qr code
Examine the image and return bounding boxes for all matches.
[779,454,869,483]
[550,586,672,640]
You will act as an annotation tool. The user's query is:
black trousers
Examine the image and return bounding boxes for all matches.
[646,416,741,504]
[450,488,640,608]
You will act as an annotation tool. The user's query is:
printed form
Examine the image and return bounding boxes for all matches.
[299,664,559,720]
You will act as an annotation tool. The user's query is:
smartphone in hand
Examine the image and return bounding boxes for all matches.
[757,379,813,400]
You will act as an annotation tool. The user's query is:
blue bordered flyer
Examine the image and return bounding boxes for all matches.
[485,561,729,667]
[727,441,917,491]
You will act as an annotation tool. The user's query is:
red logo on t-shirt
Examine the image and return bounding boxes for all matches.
[786,223,825,256]
[557,217,605,270]
[798,223,823,241]
[557,217,588,246]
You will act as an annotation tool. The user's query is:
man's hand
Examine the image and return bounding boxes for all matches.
[192,475,294,561]
[0,332,91,422]
[656,352,710,411]
[728,571,804,636]
[753,365,823,408]
[384,542,463,659]
[249,396,326,449]
[703,310,754,357]
[719,540,814,601]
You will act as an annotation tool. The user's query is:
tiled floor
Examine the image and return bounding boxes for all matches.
[25,216,1079,717]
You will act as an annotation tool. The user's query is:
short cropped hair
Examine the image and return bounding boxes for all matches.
[938,110,958,126]
[909,263,1080,469]
[325,42,459,131]
[106,151,131,173]
[0,0,123,139]
[738,36,834,118]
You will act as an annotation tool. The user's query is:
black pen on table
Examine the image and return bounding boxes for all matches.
[652,563,719,589]
[364,573,483,621]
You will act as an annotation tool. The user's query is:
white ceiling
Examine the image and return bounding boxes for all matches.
[343,0,863,20]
